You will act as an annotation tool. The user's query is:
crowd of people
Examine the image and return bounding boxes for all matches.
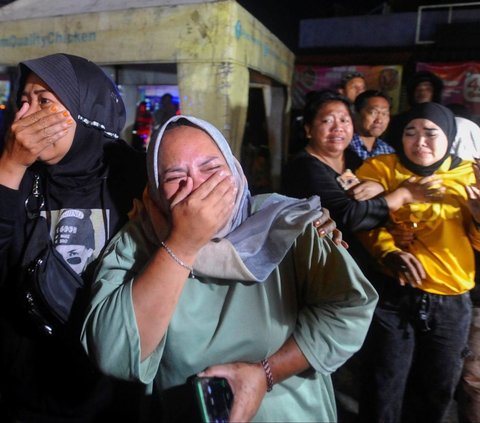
[0,52,479,423]
[282,70,480,423]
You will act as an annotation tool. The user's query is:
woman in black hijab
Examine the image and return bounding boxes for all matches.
[355,102,480,422]
[0,54,146,422]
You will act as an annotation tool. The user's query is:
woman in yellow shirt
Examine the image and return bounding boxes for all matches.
[356,102,480,422]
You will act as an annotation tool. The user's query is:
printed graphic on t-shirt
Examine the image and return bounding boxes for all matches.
[45,209,110,275]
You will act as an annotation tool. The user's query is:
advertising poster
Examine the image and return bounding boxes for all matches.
[417,62,480,124]
[293,64,403,114]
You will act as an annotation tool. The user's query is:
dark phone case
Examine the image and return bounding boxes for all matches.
[193,377,233,423]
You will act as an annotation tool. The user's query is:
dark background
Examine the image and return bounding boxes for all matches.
[236,0,480,52]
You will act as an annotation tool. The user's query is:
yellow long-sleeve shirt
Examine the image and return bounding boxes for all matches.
[356,154,480,295]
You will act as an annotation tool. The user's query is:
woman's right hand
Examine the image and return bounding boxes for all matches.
[168,171,237,255]
[383,250,426,288]
[198,361,266,423]
[348,180,385,201]
[0,103,73,188]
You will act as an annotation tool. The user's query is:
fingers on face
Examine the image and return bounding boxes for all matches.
[41,111,74,139]
[193,172,228,199]
[169,178,194,208]
[19,107,72,133]
[191,174,237,226]
[200,173,236,203]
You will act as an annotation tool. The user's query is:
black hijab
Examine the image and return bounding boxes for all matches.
[397,102,460,176]
[17,54,126,191]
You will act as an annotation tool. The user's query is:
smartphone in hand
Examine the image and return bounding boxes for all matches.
[193,376,234,423]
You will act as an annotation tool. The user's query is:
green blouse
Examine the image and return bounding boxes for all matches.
[82,197,377,422]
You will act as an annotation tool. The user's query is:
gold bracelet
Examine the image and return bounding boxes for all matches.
[160,241,195,278]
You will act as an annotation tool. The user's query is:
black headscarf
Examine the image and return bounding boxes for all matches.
[17,54,126,191]
[397,102,460,176]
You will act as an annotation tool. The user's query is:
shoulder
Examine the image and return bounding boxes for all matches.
[284,150,329,178]
[357,153,398,177]
[365,153,397,166]
[287,149,314,164]
[455,117,480,144]
[455,116,480,132]
[101,214,155,271]
[435,158,476,187]
[446,157,475,176]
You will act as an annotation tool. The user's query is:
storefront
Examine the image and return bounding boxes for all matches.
[0,0,294,189]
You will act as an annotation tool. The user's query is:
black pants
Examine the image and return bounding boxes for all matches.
[358,284,472,423]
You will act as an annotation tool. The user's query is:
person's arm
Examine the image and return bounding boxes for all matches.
[132,172,236,360]
[198,336,309,422]
[195,227,378,421]
[284,154,389,232]
[382,250,426,288]
[348,179,385,201]
[82,171,237,378]
[383,175,444,211]
[0,104,71,268]
[356,156,446,212]
[356,219,428,288]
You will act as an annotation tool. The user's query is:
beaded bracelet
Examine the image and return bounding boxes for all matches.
[160,241,195,278]
[260,358,274,392]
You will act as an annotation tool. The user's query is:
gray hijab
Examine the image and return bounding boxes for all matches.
[146,115,322,282]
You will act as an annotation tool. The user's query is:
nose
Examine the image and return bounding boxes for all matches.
[190,170,206,191]
[331,123,342,133]
[331,119,344,132]
[23,101,40,117]
[414,134,427,147]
